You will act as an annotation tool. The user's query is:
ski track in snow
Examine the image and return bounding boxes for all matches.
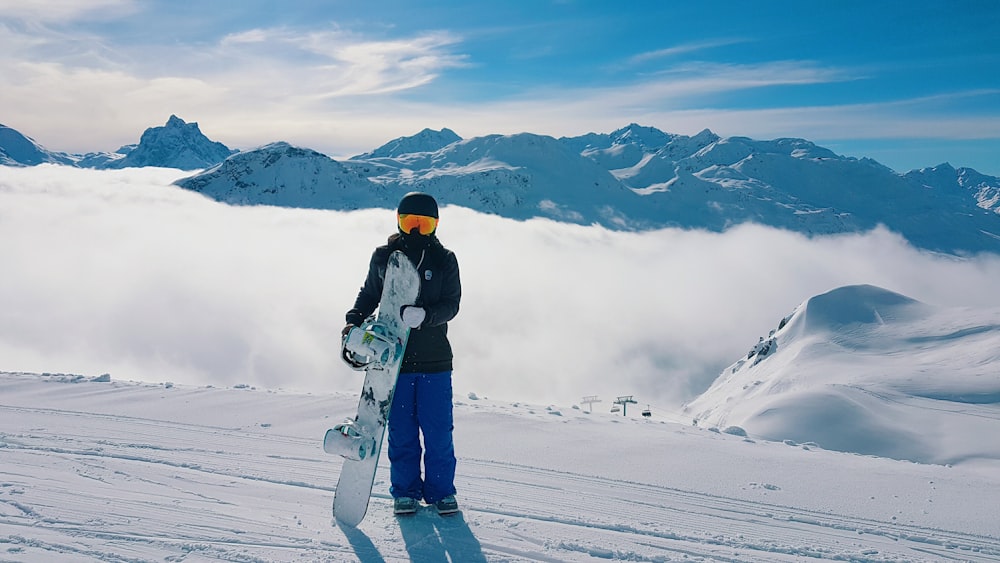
[1,376,999,562]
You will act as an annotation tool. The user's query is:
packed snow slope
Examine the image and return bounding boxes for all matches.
[2,371,999,562]
[685,285,1000,467]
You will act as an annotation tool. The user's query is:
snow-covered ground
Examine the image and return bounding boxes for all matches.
[2,371,999,562]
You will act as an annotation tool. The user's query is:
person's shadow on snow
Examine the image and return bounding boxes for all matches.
[340,523,387,563]
[399,510,487,562]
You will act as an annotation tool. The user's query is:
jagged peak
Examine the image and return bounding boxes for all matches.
[924,162,957,173]
[608,123,674,149]
[149,115,204,137]
[691,128,720,142]
[415,126,459,138]
[104,115,233,170]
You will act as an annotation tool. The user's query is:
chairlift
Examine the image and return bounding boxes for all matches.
[641,405,652,418]
[610,405,621,413]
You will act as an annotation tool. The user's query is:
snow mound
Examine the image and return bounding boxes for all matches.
[795,283,923,331]
[685,284,1000,465]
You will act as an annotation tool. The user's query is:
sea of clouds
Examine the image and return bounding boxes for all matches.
[3,165,1000,412]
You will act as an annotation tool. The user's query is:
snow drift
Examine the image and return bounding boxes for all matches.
[685,284,1000,465]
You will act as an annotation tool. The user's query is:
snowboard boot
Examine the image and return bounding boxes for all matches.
[434,495,459,516]
[393,497,418,516]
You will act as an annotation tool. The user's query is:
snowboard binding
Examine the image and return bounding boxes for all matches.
[324,418,378,461]
[341,322,402,370]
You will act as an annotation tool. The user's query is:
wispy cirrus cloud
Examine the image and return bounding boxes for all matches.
[0,0,137,22]
[220,26,469,96]
[626,38,750,65]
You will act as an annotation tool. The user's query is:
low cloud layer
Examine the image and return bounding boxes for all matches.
[2,166,999,413]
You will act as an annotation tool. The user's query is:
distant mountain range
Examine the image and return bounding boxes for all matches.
[3,117,999,254]
[1,115,234,170]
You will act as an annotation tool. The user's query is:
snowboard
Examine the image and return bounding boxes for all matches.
[324,250,420,527]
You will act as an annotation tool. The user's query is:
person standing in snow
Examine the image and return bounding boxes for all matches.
[343,192,462,516]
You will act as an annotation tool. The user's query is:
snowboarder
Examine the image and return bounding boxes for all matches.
[343,192,462,516]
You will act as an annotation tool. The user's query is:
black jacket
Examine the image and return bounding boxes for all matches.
[346,233,461,373]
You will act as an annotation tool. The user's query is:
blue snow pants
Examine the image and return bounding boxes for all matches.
[388,370,457,504]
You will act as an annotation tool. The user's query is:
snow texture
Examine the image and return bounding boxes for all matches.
[2,370,999,562]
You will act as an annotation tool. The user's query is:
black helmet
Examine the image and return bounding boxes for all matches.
[397,192,438,219]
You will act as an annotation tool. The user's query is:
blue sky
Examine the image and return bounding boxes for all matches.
[2,0,998,174]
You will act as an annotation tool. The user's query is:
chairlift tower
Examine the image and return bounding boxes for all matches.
[581,395,601,413]
[613,395,637,416]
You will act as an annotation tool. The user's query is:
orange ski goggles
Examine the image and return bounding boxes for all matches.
[398,213,438,235]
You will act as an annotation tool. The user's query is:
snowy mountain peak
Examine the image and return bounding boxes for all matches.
[176,141,390,209]
[608,123,676,150]
[353,127,462,159]
[106,115,235,170]
[0,123,74,166]
[691,128,720,143]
